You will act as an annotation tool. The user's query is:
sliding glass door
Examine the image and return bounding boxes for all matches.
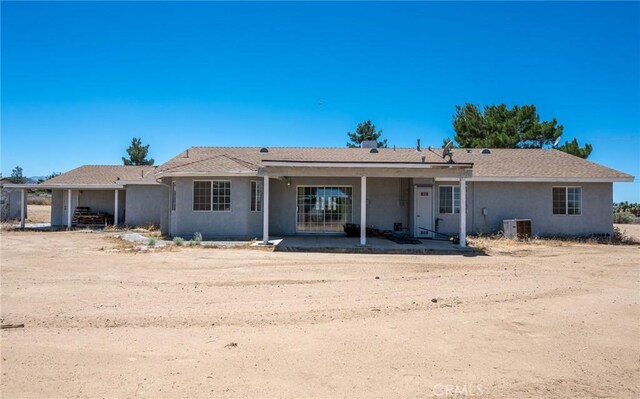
[296,186,353,233]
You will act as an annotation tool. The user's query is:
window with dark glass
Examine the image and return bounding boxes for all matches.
[193,181,212,211]
[251,181,262,212]
[439,186,460,214]
[553,186,581,215]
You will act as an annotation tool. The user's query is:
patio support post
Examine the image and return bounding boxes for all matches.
[459,177,467,248]
[114,189,119,226]
[262,175,270,244]
[20,189,25,229]
[67,189,72,228]
[360,176,367,246]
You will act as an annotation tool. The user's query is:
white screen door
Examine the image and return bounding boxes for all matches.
[414,187,433,238]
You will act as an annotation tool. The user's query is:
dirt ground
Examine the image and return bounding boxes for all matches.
[617,223,640,242]
[1,231,638,398]
[26,204,51,224]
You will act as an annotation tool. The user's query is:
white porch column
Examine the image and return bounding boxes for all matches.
[262,175,270,244]
[360,176,367,246]
[459,177,467,247]
[67,189,72,228]
[114,189,119,226]
[20,189,26,229]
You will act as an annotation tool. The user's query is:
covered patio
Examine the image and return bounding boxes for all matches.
[260,158,474,248]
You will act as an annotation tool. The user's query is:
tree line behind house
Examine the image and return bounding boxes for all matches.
[347,103,592,159]
[614,202,640,224]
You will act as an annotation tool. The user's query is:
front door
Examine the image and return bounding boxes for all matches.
[414,187,433,238]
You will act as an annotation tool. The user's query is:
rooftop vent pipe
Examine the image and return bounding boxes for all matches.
[416,139,421,151]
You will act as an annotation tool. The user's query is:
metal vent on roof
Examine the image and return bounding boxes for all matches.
[370,148,378,153]
[481,149,491,154]
[361,140,378,149]
[260,148,269,153]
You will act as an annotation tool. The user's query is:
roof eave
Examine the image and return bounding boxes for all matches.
[261,161,474,169]
[469,176,634,183]
[155,171,260,178]
[2,183,125,189]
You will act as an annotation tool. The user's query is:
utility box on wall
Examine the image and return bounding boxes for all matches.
[503,219,532,239]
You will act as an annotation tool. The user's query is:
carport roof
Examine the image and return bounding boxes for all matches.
[2,165,157,189]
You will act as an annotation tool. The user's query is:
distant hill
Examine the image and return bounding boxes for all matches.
[28,176,48,184]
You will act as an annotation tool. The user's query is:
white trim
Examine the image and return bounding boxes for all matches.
[459,178,467,248]
[157,171,257,178]
[67,189,72,228]
[119,181,161,186]
[3,184,125,189]
[438,185,461,215]
[294,185,354,234]
[20,189,25,229]
[262,176,269,244]
[250,180,263,212]
[360,176,366,246]
[114,190,119,226]
[434,177,461,182]
[262,161,472,169]
[468,176,633,183]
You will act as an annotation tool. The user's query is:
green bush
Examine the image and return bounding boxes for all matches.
[148,237,157,246]
[193,232,203,244]
[614,202,640,217]
[613,212,640,224]
[173,237,184,246]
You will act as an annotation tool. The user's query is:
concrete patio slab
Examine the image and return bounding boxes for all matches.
[272,235,480,255]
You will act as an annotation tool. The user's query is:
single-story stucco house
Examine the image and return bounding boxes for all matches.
[6,144,634,247]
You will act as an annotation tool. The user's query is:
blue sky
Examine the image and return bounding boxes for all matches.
[1,1,638,201]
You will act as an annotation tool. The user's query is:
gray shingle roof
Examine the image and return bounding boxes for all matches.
[44,165,157,185]
[156,147,633,180]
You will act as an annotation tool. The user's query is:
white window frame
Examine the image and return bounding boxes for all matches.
[171,181,177,211]
[295,185,354,233]
[192,180,232,212]
[552,186,582,216]
[438,185,460,214]
[250,181,263,212]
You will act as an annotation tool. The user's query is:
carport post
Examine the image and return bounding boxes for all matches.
[67,189,72,228]
[262,175,269,244]
[20,189,25,229]
[459,177,467,248]
[114,189,119,226]
[360,176,367,246]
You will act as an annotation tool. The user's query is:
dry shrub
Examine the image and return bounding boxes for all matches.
[468,228,639,249]
[27,196,51,205]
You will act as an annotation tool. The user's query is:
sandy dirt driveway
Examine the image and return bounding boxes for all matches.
[26,204,51,224]
[1,231,639,398]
